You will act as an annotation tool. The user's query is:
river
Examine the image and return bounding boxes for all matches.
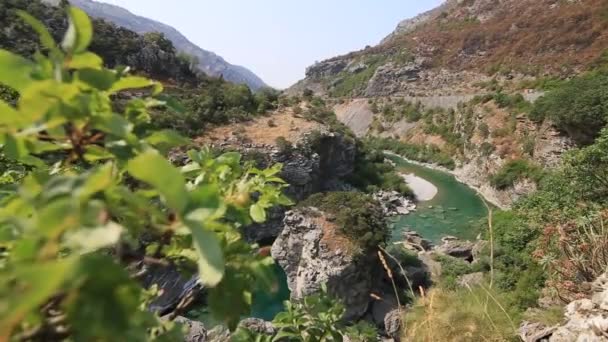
[250,155,487,320]
[387,155,487,243]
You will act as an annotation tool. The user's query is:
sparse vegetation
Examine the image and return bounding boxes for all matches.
[299,192,389,251]
[489,159,544,190]
[366,137,456,170]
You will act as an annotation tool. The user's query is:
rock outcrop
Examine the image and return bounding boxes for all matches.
[271,209,375,320]
[520,273,608,342]
[373,190,417,217]
[210,130,357,244]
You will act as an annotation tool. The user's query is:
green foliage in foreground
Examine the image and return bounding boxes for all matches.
[365,137,456,170]
[489,159,545,190]
[234,289,378,341]
[299,192,388,252]
[0,8,291,339]
[530,71,608,145]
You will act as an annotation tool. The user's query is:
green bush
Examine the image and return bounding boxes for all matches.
[490,159,544,190]
[366,137,456,170]
[275,136,293,155]
[234,289,378,341]
[530,71,608,145]
[347,140,413,196]
[0,8,291,338]
[299,192,389,251]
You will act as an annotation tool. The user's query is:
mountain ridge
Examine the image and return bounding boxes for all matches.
[43,0,268,90]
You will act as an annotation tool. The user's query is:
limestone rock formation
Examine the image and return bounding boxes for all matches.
[373,190,417,217]
[520,273,608,341]
[271,209,375,320]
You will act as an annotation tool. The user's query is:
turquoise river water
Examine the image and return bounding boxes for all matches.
[250,154,488,319]
[388,155,487,243]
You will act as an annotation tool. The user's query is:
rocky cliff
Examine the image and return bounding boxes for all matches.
[289,0,602,207]
[42,0,267,90]
[520,273,608,341]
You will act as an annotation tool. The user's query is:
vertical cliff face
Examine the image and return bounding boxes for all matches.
[234,130,357,243]
[271,209,375,321]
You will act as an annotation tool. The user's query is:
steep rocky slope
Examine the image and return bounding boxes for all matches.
[290,0,607,207]
[293,0,608,98]
[42,0,267,90]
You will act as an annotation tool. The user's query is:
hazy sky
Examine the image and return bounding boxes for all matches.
[99,1,443,88]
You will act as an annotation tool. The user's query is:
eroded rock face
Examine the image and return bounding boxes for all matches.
[271,209,375,320]
[521,273,608,342]
[236,131,356,244]
[373,190,417,217]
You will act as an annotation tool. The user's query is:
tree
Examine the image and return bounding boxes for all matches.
[0,7,291,339]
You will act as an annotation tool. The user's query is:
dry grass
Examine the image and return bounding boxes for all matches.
[195,109,321,147]
[315,215,358,256]
[385,0,608,75]
[402,287,516,342]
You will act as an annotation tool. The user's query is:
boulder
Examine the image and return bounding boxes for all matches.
[271,209,374,320]
[136,263,201,315]
[402,230,433,252]
[237,318,276,336]
[373,191,417,217]
[418,252,443,279]
[174,317,207,342]
[519,321,557,342]
[520,272,608,341]
[436,239,475,261]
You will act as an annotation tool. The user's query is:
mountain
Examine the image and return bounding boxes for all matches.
[292,0,608,98]
[43,0,267,90]
[289,0,608,208]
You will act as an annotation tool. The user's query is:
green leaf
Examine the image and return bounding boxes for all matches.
[127,152,187,213]
[90,113,134,138]
[17,81,80,125]
[0,50,34,91]
[62,6,93,53]
[188,222,225,286]
[78,164,114,200]
[65,222,123,254]
[250,203,266,223]
[68,52,103,69]
[77,68,117,90]
[0,259,76,335]
[17,11,58,52]
[109,76,162,94]
[3,134,29,160]
[0,101,20,128]
[84,145,113,162]
[144,130,189,153]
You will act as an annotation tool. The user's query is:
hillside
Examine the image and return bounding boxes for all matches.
[41,0,268,90]
[293,0,608,98]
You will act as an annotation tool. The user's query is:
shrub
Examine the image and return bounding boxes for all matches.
[299,192,389,251]
[490,159,544,190]
[478,122,490,139]
[347,140,413,196]
[479,142,495,156]
[530,71,608,145]
[234,289,378,341]
[365,137,456,170]
[0,8,291,338]
[275,136,293,155]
